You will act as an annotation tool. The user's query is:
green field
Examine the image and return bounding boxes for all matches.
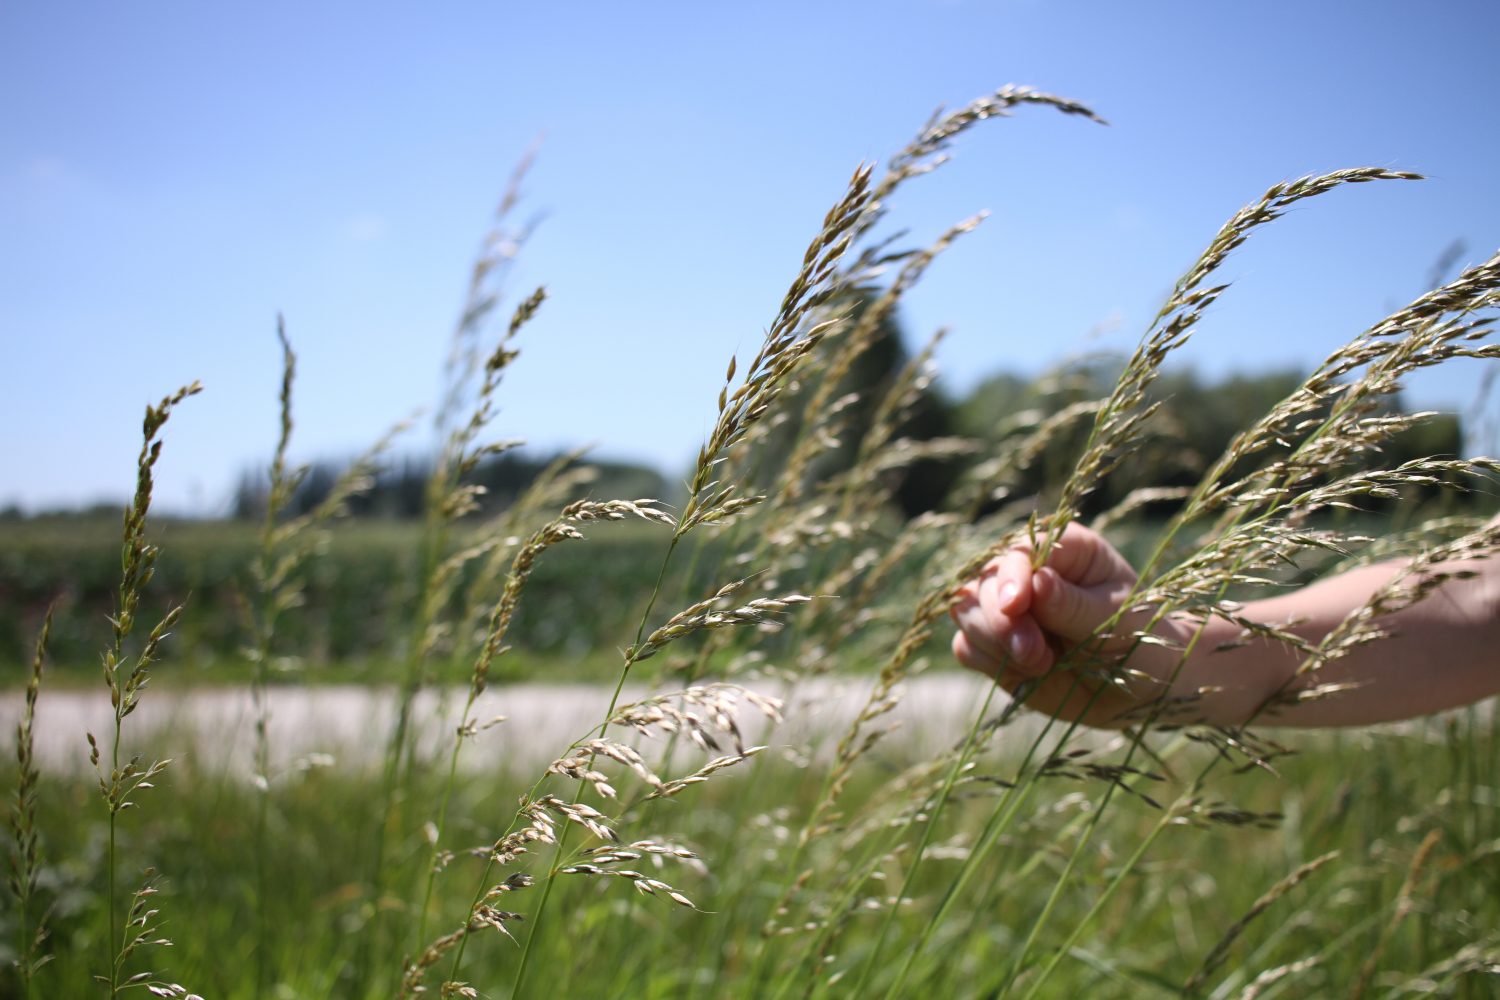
[0,517,723,687]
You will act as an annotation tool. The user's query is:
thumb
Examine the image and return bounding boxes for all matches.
[1030,566,1121,645]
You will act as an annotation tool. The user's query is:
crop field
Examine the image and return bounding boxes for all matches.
[5,87,1500,998]
[0,517,710,685]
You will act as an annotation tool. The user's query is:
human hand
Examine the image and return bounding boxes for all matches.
[950,522,1186,728]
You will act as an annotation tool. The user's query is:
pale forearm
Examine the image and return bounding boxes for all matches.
[1172,555,1500,728]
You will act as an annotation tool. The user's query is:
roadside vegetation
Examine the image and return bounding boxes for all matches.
[5,86,1498,997]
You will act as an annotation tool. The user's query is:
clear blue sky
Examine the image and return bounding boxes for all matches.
[4,1,1498,514]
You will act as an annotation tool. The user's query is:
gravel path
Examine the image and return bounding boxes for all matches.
[1,673,1068,778]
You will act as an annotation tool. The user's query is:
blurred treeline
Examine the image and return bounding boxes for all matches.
[227,298,1468,527]
[230,452,671,522]
[956,359,1465,519]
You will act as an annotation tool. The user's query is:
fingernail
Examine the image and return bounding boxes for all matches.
[998,580,1019,608]
[1007,627,1031,662]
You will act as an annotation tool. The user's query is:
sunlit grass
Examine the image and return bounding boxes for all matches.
[6,85,1498,998]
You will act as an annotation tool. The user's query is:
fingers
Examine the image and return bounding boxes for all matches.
[996,666,1131,730]
[951,595,1003,662]
[952,522,1147,731]
[952,520,1137,693]
[983,521,1133,594]
[950,548,1034,644]
[1036,522,1133,589]
[954,600,1133,730]
[952,630,993,675]
[1030,565,1120,645]
[950,597,1053,678]
[964,632,1128,728]
[986,547,1034,616]
[1001,614,1051,675]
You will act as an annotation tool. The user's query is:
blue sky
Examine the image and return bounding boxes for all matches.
[4,1,1498,514]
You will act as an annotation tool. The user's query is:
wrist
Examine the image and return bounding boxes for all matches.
[1157,612,1289,728]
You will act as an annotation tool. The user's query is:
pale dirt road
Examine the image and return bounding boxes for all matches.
[1,673,1071,779]
[8,674,1457,782]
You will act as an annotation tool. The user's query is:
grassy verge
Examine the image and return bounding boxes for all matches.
[3,710,1495,998]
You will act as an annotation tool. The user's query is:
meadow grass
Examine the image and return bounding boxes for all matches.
[8,711,1498,998]
[5,85,1499,997]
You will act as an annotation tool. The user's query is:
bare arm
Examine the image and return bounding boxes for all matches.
[952,518,1500,729]
[1186,550,1500,727]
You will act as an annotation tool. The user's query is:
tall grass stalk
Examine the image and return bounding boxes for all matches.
[512,157,876,1000]
[362,220,537,990]
[245,318,394,994]
[414,499,675,987]
[8,609,52,999]
[93,381,199,996]
[739,92,1112,993]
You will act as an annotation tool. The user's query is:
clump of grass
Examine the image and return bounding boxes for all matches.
[91,381,201,997]
[361,173,548,987]
[7,609,52,998]
[409,498,676,978]
[244,317,401,995]
[8,83,1500,1000]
